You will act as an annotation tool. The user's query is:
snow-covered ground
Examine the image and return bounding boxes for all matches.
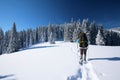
[89,45,120,80]
[0,41,120,80]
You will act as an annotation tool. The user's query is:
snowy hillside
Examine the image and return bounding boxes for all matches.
[109,27,120,33]
[0,41,120,80]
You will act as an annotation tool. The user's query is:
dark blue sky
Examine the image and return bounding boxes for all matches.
[0,0,120,31]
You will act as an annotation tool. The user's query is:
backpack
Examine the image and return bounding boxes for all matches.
[79,33,88,47]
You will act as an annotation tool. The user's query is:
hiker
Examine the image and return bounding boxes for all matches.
[78,32,88,62]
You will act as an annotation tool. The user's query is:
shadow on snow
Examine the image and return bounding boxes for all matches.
[67,68,82,80]
[0,74,16,80]
[88,57,120,61]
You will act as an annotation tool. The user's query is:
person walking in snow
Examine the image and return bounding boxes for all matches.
[78,32,88,62]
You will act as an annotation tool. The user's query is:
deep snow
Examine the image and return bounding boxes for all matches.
[89,45,120,80]
[0,41,120,80]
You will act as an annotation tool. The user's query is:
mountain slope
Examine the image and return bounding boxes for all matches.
[0,41,120,80]
[108,27,120,33]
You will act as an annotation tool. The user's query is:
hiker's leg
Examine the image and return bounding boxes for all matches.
[84,49,87,61]
[80,49,83,59]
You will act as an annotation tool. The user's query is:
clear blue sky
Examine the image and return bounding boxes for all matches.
[0,0,120,31]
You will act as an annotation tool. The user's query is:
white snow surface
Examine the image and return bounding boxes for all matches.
[0,41,120,80]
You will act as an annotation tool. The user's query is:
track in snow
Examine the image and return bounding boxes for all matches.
[67,62,99,80]
[67,43,99,80]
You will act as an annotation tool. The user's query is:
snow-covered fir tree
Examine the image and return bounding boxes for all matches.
[32,29,37,44]
[47,24,57,43]
[0,28,4,54]
[48,24,52,42]
[64,23,69,42]
[81,19,89,34]
[89,22,98,44]
[29,32,33,47]
[81,19,90,41]
[64,22,74,42]
[18,31,24,49]
[104,30,111,46]
[39,27,47,43]
[3,31,11,53]
[8,22,18,53]
[76,19,81,34]
[49,32,55,44]
[35,27,39,43]
[96,30,105,45]
[55,25,63,41]
[22,30,27,48]
[106,31,120,46]
[72,28,78,42]
[25,29,30,47]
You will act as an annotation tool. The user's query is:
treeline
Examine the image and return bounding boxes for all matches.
[0,19,120,54]
[0,22,64,54]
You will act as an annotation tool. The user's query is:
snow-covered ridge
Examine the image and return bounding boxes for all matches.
[108,27,120,33]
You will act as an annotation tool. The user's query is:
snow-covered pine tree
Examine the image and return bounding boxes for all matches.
[0,28,4,54]
[18,31,24,49]
[43,27,48,42]
[59,25,64,40]
[48,24,52,40]
[76,19,81,34]
[108,31,120,46]
[36,27,39,43]
[81,19,89,34]
[104,30,111,46]
[39,27,46,43]
[8,22,18,53]
[112,32,118,46]
[29,32,33,47]
[71,19,77,42]
[117,33,120,46]
[81,19,90,41]
[72,28,78,42]
[49,32,55,44]
[64,23,69,42]
[55,25,64,41]
[3,30,11,53]
[89,22,98,44]
[32,29,37,44]
[48,24,56,43]
[25,29,29,47]
[25,29,33,47]
[37,27,41,43]
[64,22,74,42]
[55,25,60,40]
[52,25,56,42]
[38,27,42,43]
[96,30,105,45]
[22,30,26,48]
